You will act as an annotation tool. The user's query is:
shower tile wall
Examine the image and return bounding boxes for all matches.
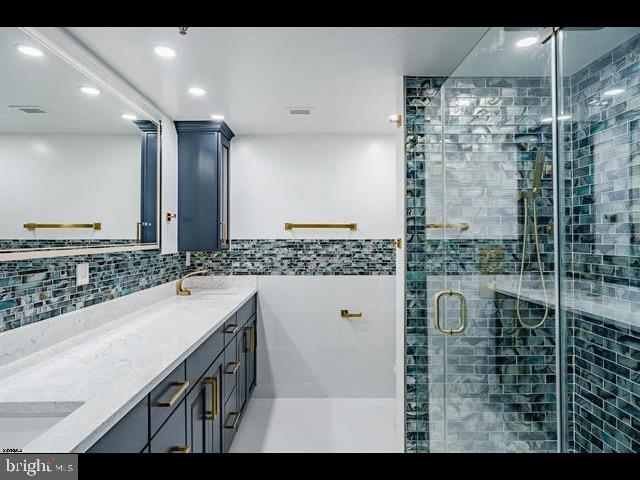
[405,76,557,452]
[564,32,640,453]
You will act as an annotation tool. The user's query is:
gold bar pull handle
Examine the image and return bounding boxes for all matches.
[172,445,191,453]
[155,381,189,407]
[224,411,241,430]
[23,222,102,231]
[340,310,363,319]
[432,289,468,336]
[224,323,239,335]
[285,223,357,231]
[203,376,218,420]
[426,222,470,231]
[225,361,240,375]
[242,326,255,353]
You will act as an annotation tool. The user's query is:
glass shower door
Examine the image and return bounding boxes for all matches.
[425,27,559,452]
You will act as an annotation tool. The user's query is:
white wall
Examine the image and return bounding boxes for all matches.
[0,133,140,239]
[231,134,399,399]
[231,135,397,239]
[255,276,396,398]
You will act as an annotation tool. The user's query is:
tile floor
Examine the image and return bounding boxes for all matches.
[230,397,402,453]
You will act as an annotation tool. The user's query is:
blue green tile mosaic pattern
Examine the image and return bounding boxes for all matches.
[565,32,640,306]
[405,75,558,452]
[563,32,640,453]
[0,239,396,332]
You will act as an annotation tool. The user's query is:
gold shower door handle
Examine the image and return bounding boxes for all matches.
[432,289,467,336]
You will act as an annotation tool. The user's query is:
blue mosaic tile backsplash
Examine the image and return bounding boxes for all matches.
[0,239,396,332]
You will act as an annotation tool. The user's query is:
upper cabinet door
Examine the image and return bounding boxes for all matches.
[175,121,234,252]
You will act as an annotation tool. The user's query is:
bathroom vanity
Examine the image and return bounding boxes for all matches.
[0,277,257,453]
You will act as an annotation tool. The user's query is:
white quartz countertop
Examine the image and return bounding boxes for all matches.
[0,276,257,453]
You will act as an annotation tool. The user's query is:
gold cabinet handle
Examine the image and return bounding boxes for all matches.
[340,310,363,319]
[243,326,255,353]
[225,362,240,375]
[203,376,218,420]
[172,445,190,453]
[224,324,239,335]
[155,381,189,407]
[224,411,241,430]
[432,289,467,336]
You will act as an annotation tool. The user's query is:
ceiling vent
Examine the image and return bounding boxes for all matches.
[288,107,313,116]
[10,105,49,114]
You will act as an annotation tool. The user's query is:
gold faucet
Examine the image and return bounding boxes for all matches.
[176,270,209,296]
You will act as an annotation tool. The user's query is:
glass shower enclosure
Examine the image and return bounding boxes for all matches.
[405,26,640,453]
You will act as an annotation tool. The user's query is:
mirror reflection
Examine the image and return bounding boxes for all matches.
[0,27,158,252]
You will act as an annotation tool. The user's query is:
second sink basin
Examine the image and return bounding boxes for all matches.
[0,401,84,449]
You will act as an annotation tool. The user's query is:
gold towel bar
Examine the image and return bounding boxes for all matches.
[426,223,470,231]
[285,223,357,231]
[23,223,102,231]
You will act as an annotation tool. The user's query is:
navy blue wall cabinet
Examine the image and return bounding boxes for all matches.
[87,294,256,453]
[175,121,235,252]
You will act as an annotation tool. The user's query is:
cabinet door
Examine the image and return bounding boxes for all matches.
[244,316,257,395]
[186,378,209,454]
[218,137,230,249]
[237,329,247,412]
[206,355,224,453]
[149,398,188,453]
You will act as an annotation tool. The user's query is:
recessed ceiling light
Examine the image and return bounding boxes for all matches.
[516,36,538,48]
[541,117,553,123]
[558,114,572,121]
[121,113,137,121]
[603,88,625,96]
[79,86,100,96]
[154,45,177,58]
[15,44,44,57]
[188,86,206,97]
[211,114,225,121]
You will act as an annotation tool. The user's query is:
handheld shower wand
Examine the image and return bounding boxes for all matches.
[516,148,549,329]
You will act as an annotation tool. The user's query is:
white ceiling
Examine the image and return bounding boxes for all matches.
[449,27,640,78]
[0,27,147,134]
[66,27,489,135]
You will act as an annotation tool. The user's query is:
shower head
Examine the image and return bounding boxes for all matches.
[532,148,546,195]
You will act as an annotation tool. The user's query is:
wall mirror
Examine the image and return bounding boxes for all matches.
[0,27,160,261]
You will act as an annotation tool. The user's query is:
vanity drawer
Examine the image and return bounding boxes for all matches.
[186,326,224,390]
[149,398,188,453]
[223,313,240,345]
[150,362,188,436]
[222,387,240,453]
[236,295,256,327]
[223,335,239,402]
[87,395,149,453]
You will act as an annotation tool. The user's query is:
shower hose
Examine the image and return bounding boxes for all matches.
[516,194,549,329]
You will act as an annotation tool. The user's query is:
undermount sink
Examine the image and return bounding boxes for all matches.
[0,401,84,449]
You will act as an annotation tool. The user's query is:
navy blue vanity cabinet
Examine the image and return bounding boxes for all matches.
[86,294,257,454]
[175,121,234,252]
[244,315,257,397]
[186,354,224,453]
[149,398,188,453]
[86,395,149,453]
